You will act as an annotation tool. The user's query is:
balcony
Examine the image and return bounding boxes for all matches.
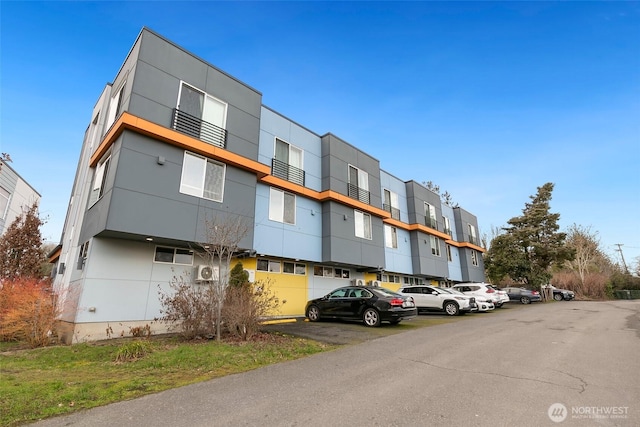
[348,183,370,204]
[383,203,400,220]
[172,108,227,148]
[467,236,479,246]
[271,158,305,186]
[425,217,438,230]
[443,227,452,236]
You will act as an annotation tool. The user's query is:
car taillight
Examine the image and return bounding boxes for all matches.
[486,288,495,293]
[532,291,539,295]
[390,298,404,306]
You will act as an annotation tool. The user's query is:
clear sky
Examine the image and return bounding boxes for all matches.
[1,1,639,270]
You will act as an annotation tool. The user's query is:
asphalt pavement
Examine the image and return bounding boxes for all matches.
[30,300,640,427]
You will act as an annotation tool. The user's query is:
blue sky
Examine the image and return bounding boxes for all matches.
[2,1,639,269]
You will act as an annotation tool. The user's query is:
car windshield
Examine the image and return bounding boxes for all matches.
[446,288,465,295]
[436,288,454,294]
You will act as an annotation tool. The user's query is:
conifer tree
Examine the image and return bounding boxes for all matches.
[485,183,574,289]
[0,202,46,280]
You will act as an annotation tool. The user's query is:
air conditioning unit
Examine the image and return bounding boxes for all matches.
[243,269,255,283]
[195,265,218,282]
[369,280,381,287]
[351,279,365,286]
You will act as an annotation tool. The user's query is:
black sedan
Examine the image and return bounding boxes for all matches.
[305,286,417,327]
[501,287,542,304]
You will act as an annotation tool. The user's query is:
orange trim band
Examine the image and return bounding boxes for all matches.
[92,113,481,248]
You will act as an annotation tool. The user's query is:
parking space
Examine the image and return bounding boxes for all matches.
[261,311,485,345]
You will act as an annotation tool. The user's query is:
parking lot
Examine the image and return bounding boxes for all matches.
[262,302,527,345]
[33,300,640,427]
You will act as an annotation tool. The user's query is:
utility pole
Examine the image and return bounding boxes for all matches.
[615,244,629,274]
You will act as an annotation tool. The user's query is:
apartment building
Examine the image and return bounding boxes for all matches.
[0,160,41,235]
[51,28,485,343]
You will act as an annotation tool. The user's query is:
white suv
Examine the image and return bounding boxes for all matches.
[397,285,477,316]
[451,283,509,308]
[445,287,494,312]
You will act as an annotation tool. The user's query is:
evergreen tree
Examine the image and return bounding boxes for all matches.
[0,202,46,280]
[485,183,574,289]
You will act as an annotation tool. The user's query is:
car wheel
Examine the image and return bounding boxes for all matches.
[520,296,531,304]
[444,301,460,316]
[495,303,503,308]
[553,293,563,301]
[363,308,381,327]
[306,305,320,322]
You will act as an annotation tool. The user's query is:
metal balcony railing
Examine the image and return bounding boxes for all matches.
[443,227,452,236]
[383,203,400,220]
[425,217,438,230]
[172,108,227,148]
[467,236,479,246]
[348,183,370,204]
[272,158,305,186]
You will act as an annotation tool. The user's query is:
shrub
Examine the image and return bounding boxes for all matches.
[223,279,281,340]
[157,275,219,340]
[0,277,59,347]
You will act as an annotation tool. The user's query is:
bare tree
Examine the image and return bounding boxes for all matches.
[564,225,604,286]
[194,214,249,341]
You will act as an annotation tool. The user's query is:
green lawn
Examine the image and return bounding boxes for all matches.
[0,334,333,426]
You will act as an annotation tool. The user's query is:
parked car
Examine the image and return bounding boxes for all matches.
[305,286,417,327]
[486,284,510,307]
[444,287,495,312]
[451,283,507,308]
[397,285,477,316]
[544,284,576,301]
[501,287,542,304]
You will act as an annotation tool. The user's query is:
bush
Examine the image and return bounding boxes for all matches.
[223,279,281,340]
[0,277,59,347]
[157,263,282,341]
[157,276,219,340]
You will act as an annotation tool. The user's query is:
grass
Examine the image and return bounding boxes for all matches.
[0,333,334,426]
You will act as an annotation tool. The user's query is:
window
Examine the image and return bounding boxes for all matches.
[177,82,228,146]
[87,113,100,150]
[0,186,10,219]
[443,216,451,235]
[257,258,281,272]
[77,241,89,270]
[274,138,304,185]
[446,244,453,262]
[269,188,296,225]
[383,189,400,220]
[313,265,349,278]
[354,210,372,240]
[384,225,397,248]
[348,165,369,203]
[105,81,125,131]
[425,203,437,229]
[471,250,479,266]
[154,247,194,265]
[180,152,226,201]
[334,268,350,279]
[283,261,306,275]
[89,155,111,206]
[382,274,401,283]
[430,235,441,257]
[468,224,477,245]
